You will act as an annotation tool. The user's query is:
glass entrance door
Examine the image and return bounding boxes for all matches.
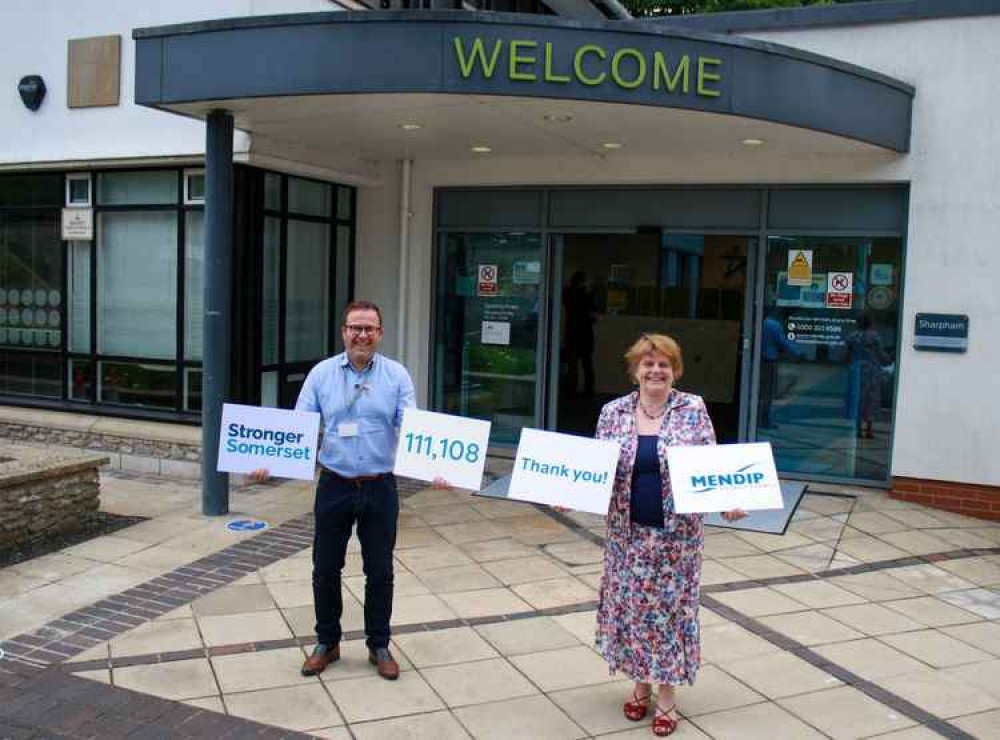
[754,236,902,481]
[551,232,752,442]
[434,232,544,444]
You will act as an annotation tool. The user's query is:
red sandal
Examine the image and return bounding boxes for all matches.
[623,688,652,721]
[652,702,679,737]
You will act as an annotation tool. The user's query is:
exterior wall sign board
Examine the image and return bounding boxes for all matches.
[133,12,915,152]
[914,313,969,353]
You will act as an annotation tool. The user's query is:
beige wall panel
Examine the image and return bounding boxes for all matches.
[67,35,120,108]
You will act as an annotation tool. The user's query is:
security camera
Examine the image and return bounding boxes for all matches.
[18,75,46,111]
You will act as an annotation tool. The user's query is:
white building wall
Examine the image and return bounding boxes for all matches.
[388,15,1000,488]
[0,0,339,168]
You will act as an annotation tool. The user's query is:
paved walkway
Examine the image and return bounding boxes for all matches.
[2,466,999,739]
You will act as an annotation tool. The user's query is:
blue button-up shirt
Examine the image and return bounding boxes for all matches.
[295,352,415,477]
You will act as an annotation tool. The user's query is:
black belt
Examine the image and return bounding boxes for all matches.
[321,468,390,486]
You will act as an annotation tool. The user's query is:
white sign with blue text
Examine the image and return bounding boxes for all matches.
[668,442,783,514]
[509,428,620,515]
[217,403,320,480]
[394,409,491,490]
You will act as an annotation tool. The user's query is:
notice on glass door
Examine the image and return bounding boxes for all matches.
[481,320,511,345]
[787,250,813,286]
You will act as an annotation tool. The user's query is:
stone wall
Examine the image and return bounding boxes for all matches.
[0,421,201,462]
[0,448,109,552]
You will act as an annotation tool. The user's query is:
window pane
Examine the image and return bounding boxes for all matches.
[334,225,351,354]
[68,242,90,353]
[184,367,202,412]
[186,172,205,202]
[98,212,177,359]
[285,220,329,363]
[262,217,280,365]
[97,171,177,205]
[69,178,91,205]
[0,174,62,208]
[260,370,278,407]
[337,186,353,220]
[0,352,61,397]
[68,358,93,401]
[288,177,331,218]
[264,173,281,211]
[99,360,176,409]
[0,211,62,353]
[434,232,543,445]
[758,236,902,481]
[184,211,204,360]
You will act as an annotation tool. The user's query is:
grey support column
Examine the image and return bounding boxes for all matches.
[201,110,234,515]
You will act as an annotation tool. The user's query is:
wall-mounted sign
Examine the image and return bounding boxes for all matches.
[61,208,93,240]
[787,250,813,287]
[870,263,894,286]
[826,271,853,309]
[452,37,723,99]
[914,313,969,353]
[477,264,498,296]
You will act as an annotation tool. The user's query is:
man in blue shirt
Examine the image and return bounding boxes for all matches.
[253,299,414,680]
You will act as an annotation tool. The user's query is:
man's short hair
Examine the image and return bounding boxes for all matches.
[342,300,383,327]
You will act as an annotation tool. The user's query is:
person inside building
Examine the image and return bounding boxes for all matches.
[846,312,889,439]
[250,300,417,681]
[593,333,746,736]
[563,270,597,397]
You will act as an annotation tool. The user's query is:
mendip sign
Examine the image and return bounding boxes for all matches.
[668,443,784,514]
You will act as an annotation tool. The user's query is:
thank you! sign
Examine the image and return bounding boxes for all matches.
[394,409,492,491]
[508,428,619,515]
[217,403,320,480]
[668,442,783,514]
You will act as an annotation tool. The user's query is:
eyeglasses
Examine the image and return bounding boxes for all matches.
[345,324,381,336]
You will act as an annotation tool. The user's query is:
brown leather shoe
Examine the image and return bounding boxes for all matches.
[368,646,400,680]
[301,643,340,676]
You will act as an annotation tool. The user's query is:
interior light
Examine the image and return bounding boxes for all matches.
[399,123,423,131]
[741,138,765,146]
[543,114,573,123]
[470,146,492,153]
[601,142,623,150]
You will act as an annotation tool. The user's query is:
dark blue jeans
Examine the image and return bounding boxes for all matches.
[312,471,398,649]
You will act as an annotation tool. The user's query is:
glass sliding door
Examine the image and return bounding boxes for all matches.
[755,236,903,481]
[434,232,543,444]
[554,232,751,442]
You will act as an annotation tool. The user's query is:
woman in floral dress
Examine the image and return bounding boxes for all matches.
[595,333,746,736]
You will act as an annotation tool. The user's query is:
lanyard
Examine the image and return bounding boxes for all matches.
[342,362,372,416]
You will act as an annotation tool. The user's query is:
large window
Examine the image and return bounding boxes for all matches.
[0,167,355,418]
[0,174,64,398]
[260,174,353,408]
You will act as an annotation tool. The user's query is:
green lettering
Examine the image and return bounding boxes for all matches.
[544,42,570,83]
[453,36,503,79]
[574,44,607,86]
[653,52,689,93]
[509,40,538,81]
[697,56,722,97]
[611,48,646,90]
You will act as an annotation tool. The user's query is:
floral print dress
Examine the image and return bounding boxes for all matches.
[595,390,715,685]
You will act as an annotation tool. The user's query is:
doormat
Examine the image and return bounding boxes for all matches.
[477,476,810,536]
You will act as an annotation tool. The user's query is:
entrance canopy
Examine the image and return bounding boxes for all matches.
[134,11,914,159]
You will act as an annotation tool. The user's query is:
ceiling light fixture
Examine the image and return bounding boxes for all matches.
[601,142,623,150]
[543,114,573,123]
[398,123,422,131]
[741,138,765,146]
[470,146,492,153]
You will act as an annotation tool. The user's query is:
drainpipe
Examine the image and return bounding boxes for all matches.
[397,159,412,364]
